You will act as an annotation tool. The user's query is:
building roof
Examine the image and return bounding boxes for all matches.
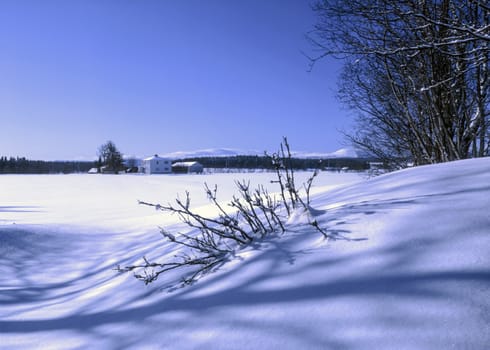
[172,161,202,167]
[143,154,171,161]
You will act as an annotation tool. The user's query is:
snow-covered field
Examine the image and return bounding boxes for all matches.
[1,160,489,349]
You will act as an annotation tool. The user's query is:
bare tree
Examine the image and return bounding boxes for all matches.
[309,0,490,165]
[98,141,124,174]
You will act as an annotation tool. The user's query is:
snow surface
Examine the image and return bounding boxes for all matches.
[1,160,489,349]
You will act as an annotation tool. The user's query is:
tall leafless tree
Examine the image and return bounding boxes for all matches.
[309,0,489,166]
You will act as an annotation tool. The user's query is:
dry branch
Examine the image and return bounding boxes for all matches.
[117,138,332,287]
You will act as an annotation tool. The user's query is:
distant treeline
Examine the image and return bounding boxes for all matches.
[174,155,371,171]
[0,155,372,174]
[0,156,95,174]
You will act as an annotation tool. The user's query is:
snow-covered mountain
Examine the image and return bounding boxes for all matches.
[157,147,358,159]
[158,148,258,159]
[292,147,358,159]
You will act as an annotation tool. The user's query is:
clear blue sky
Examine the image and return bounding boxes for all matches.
[0,0,350,160]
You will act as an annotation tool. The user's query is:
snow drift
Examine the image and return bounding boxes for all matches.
[1,159,489,349]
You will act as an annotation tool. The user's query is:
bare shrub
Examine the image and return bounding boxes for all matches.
[117,138,329,286]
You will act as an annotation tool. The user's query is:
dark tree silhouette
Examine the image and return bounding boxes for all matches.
[98,141,124,174]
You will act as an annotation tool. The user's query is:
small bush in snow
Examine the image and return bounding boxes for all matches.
[117,138,329,286]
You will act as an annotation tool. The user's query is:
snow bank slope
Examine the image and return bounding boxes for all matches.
[1,159,489,350]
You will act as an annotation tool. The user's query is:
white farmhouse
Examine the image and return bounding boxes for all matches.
[142,154,172,174]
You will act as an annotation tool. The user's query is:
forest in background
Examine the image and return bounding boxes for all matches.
[0,155,370,174]
[0,156,96,174]
[170,155,370,171]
